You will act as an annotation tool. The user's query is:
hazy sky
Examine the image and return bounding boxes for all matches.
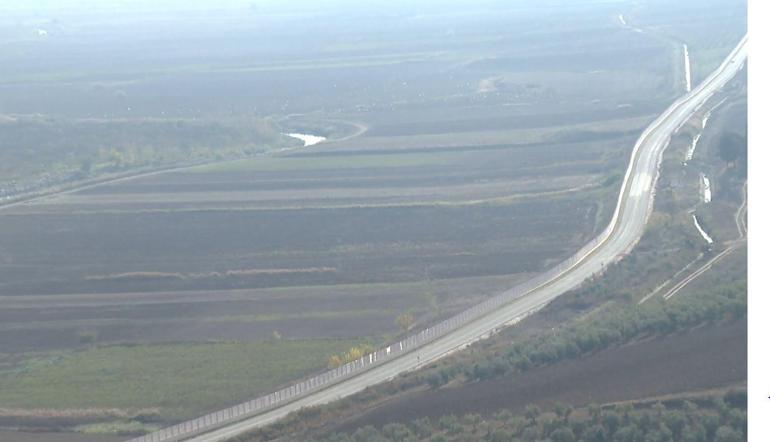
[2,0,588,17]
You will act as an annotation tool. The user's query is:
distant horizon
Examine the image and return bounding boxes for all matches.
[0,0,622,19]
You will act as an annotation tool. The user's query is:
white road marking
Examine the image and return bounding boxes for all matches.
[692,214,714,244]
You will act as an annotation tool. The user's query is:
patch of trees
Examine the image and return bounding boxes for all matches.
[718,132,747,174]
[396,312,416,332]
[718,132,746,164]
[424,278,745,388]
[0,116,281,194]
[317,391,747,442]
[328,344,376,369]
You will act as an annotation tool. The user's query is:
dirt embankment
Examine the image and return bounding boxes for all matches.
[337,319,746,432]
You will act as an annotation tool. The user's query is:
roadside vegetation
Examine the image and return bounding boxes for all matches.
[0,338,361,430]
[425,278,745,388]
[313,391,747,442]
[328,344,376,369]
[0,117,285,201]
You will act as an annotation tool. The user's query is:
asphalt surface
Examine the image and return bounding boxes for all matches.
[180,36,748,442]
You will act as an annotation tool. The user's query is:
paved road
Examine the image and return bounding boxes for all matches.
[181,36,748,442]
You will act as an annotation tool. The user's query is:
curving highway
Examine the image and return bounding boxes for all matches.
[165,36,748,442]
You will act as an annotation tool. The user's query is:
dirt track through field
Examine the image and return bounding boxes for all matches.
[336,319,746,431]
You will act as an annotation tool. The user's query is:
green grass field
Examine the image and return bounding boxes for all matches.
[0,339,362,420]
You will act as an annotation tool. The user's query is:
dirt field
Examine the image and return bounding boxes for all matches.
[0,430,122,442]
[0,115,631,430]
[0,125,632,353]
[337,318,746,431]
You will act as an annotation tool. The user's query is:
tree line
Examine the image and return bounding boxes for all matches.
[317,390,747,442]
[424,278,745,388]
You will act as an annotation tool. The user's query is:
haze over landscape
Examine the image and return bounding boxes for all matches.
[0,1,749,441]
